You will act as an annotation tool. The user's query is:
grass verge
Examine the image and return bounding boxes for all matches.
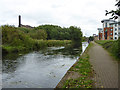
[95,40,120,60]
[61,43,94,88]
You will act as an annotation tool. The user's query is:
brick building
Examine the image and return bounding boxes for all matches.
[98,28,103,40]
[98,19,120,40]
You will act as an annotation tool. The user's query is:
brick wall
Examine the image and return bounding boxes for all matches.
[104,27,113,40]
[99,33,103,40]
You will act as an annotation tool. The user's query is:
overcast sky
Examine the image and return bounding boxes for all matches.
[0,0,117,36]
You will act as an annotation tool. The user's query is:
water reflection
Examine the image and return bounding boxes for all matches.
[2,42,88,88]
[44,46,82,58]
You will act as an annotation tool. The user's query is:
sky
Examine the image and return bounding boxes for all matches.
[0,0,117,36]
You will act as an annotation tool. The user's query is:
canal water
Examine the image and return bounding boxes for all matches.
[2,42,88,88]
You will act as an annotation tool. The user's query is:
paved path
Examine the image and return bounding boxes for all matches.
[88,41,118,88]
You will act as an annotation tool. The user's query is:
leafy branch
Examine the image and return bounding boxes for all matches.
[105,0,120,19]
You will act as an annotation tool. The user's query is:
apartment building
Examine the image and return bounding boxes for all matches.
[98,19,120,40]
[98,28,103,40]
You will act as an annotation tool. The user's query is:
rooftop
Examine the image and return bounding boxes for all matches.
[97,28,102,31]
[101,19,117,23]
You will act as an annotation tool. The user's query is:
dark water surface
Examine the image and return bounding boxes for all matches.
[2,42,88,88]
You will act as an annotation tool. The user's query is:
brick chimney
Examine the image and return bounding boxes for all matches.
[18,15,21,27]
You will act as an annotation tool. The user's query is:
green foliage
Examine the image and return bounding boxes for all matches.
[69,26,82,48]
[82,36,88,42]
[35,25,63,40]
[118,37,120,58]
[2,25,71,53]
[29,29,47,40]
[105,0,120,59]
[63,43,94,88]
[69,26,82,41]
[95,40,120,60]
[89,36,94,41]
[106,0,120,19]
[35,25,83,48]
[2,25,30,46]
[18,27,47,40]
[2,25,82,54]
[35,25,82,41]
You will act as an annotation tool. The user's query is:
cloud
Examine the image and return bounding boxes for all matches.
[0,0,117,36]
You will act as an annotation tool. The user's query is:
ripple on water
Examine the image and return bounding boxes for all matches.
[2,42,88,88]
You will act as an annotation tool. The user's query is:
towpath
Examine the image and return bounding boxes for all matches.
[88,41,119,88]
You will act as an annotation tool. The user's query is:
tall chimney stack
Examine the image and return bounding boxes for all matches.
[18,15,21,27]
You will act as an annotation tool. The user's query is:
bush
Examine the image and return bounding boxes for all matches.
[117,37,120,58]
[29,29,47,40]
[2,25,33,47]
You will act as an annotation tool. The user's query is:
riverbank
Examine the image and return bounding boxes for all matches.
[95,40,120,60]
[2,25,82,55]
[2,40,71,54]
[56,42,94,88]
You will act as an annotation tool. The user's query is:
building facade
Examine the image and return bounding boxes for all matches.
[98,19,120,40]
[98,28,103,40]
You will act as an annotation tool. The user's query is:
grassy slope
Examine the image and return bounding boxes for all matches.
[95,40,120,60]
[61,43,94,88]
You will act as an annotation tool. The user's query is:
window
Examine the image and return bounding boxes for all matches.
[115,37,117,39]
[115,24,117,27]
[109,24,113,27]
[111,29,113,31]
[105,29,107,32]
[105,23,107,28]
[115,28,117,31]
[111,37,113,39]
[115,33,117,35]
[110,33,113,35]
[105,30,107,39]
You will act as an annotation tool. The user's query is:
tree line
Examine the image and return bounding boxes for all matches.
[2,25,83,54]
[35,25,82,41]
[2,25,82,43]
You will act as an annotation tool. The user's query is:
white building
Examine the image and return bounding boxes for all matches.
[98,19,120,40]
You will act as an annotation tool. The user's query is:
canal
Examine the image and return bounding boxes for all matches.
[2,42,88,88]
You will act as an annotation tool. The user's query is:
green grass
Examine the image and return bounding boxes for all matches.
[95,40,114,45]
[95,40,120,60]
[62,43,94,88]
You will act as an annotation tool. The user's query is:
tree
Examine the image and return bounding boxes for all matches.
[106,0,120,59]
[89,36,94,41]
[69,26,82,48]
[106,0,120,19]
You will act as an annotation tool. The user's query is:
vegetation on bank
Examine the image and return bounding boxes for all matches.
[2,40,71,53]
[61,43,94,88]
[2,25,83,54]
[95,39,120,60]
[35,25,82,40]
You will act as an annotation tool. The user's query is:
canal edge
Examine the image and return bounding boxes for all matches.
[55,42,95,88]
